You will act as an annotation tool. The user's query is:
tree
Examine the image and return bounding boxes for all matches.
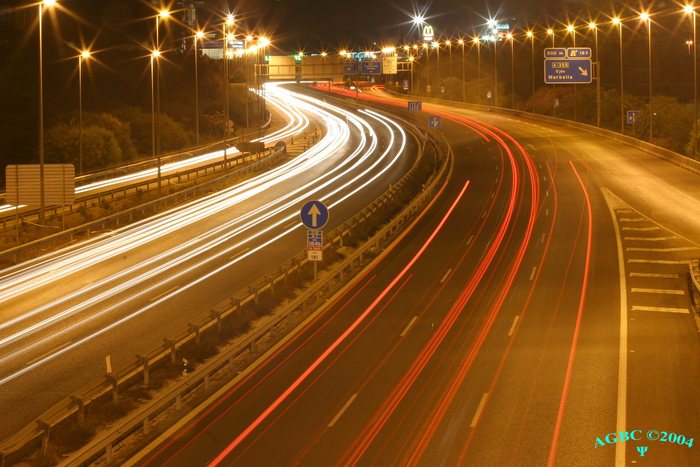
[634,95,693,153]
[45,123,122,169]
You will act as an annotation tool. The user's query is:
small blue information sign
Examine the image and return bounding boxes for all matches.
[300,201,329,230]
[567,47,592,58]
[544,59,592,84]
[544,48,567,59]
[626,110,640,125]
[408,101,422,111]
[343,62,358,75]
[428,115,441,128]
[359,60,382,75]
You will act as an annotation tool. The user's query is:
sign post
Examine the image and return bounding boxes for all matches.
[544,48,593,84]
[300,201,329,280]
[428,115,442,129]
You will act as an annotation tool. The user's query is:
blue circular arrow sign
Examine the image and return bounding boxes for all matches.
[300,200,329,230]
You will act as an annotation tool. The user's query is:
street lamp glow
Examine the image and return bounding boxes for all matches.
[588,22,597,30]
[640,12,650,22]
[195,30,205,39]
[422,42,428,49]
[487,18,498,29]
[472,36,480,44]
[226,13,234,25]
[80,50,91,59]
[152,50,161,58]
[566,24,575,33]
[444,40,451,46]
[321,51,327,57]
[259,37,270,47]
[685,5,695,14]
[245,34,254,41]
[612,17,621,25]
[413,44,419,49]
[412,14,425,26]
[226,33,234,42]
[526,30,533,38]
[431,41,439,48]
[458,38,464,44]
[44,0,57,6]
[546,28,554,35]
[403,45,410,51]
[159,9,170,19]
[505,33,513,40]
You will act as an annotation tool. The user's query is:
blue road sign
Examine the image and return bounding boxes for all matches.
[428,115,442,128]
[307,230,323,249]
[408,101,422,111]
[626,110,640,125]
[300,201,329,229]
[359,60,382,75]
[343,62,358,75]
[544,59,592,84]
[567,47,592,58]
[544,48,567,59]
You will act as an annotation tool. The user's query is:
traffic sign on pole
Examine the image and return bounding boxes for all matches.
[307,230,323,261]
[544,59,592,84]
[428,115,441,128]
[300,200,329,229]
[407,101,422,111]
[626,110,640,125]
[359,60,382,75]
[343,62,358,75]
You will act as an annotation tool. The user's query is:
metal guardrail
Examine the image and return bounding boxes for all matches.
[689,259,700,315]
[0,116,447,466]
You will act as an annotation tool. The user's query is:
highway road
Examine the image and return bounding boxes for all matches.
[129,87,700,466]
[0,83,418,439]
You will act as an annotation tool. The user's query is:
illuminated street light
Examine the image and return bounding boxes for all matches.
[38,0,58,223]
[149,50,161,197]
[612,17,625,132]
[194,31,205,146]
[684,4,698,157]
[640,11,653,142]
[78,50,91,175]
[412,14,425,26]
[566,23,578,121]
[445,39,452,77]
[226,13,234,26]
[473,36,482,103]
[459,38,465,102]
[527,31,535,111]
[506,33,514,109]
[589,22,601,127]
[546,27,555,47]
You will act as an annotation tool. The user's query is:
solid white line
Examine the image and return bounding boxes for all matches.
[618,218,646,222]
[626,247,698,252]
[628,272,678,279]
[149,286,179,302]
[470,393,489,427]
[507,315,520,337]
[601,188,627,467]
[623,236,677,242]
[545,208,549,216]
[627,259,687,265]
[621,226,660,231]
[466,234,474,245]
[400,316,418,337]
[630,288,685,295]
[631,305,689,314]
[482,211,487,219]
[440,269,452,283]
[27,341,72,366]
[529,266,537,281]
[328,393,358,428]
[540,233,546,244]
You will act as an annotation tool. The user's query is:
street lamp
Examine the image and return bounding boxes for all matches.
[78,50,90,175]
[566,24,578,121]
[194,31,205,146]
[589,22,601,127]
[458,38,465,102]
[527,31,535,111]
[445,39,452,77]
[423,42,430,94]
[506,32,514,109]
[613,16,624,132]
[640,11,653,142]
[493,33,498,107]
[38,0,58,223]
[150,50,161,196]
[408,56,415,92]
[684,4,697,157]
[223,14,235,157]
[547,28,555,47]
[432,40,440,93]
[473,36,481,103]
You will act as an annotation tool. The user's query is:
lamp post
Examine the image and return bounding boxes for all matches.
[493,34,498,107]
[194,30,204,146]
[458,38,465,101]
[474,36,481,103]
[78,50,90,175]
[685,5,698,157]
[423,42,430,94]
[613,17,624,132]
[38,0,58,223]
[154,9,169,196]
[589,22,601,127]
[433,41,440,93]
[409,56,415,92]
[641,11,653,143]
[446,39,452,77]
[566,24,577,121]
[527,31,535,111]
[223,13,234,157]
[506,32,514,109]
[547,28,555,47]
[150,50,161,195]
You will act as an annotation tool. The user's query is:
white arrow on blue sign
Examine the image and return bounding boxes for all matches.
[300,201,329,229]
[626,110,640,125]
[428,115,442,128]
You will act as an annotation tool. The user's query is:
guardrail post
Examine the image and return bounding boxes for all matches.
[164,338,177,363]
[36,420,50,455]
[211,310,222,333]
[188,324,201,345]
[105,443,113,463]
[204,374,210,390]
[137,355,150,386]
[70,395,85,427]
[105,373,118,403]
[143,416,150,435]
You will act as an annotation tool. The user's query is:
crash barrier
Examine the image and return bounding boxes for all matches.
[689,259,700,316]
[0,118,449,467]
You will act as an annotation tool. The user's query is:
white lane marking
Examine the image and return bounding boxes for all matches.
[626,246,699,252]
[621,226,661,232]
[631,306,689,314]
[618,218,647,222]
[284,221,297,229]
[440,269,452,283]
[491,192,495,198]
[400,316,418,337]
[470,393,489,427]
[623,236,677,242]
[507,315,520,336]
[627,259,687,265]
[630,288,685,295]
[229,247,251,260]
[328,393,358,428]
[628,272,679,279]
[545,208,549,216]
[149,286,179,302]
[466,235,474,246]
[529,266,537,281]
[482,211,487,219]
[27,341,72,366]
[540,233,546,244]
